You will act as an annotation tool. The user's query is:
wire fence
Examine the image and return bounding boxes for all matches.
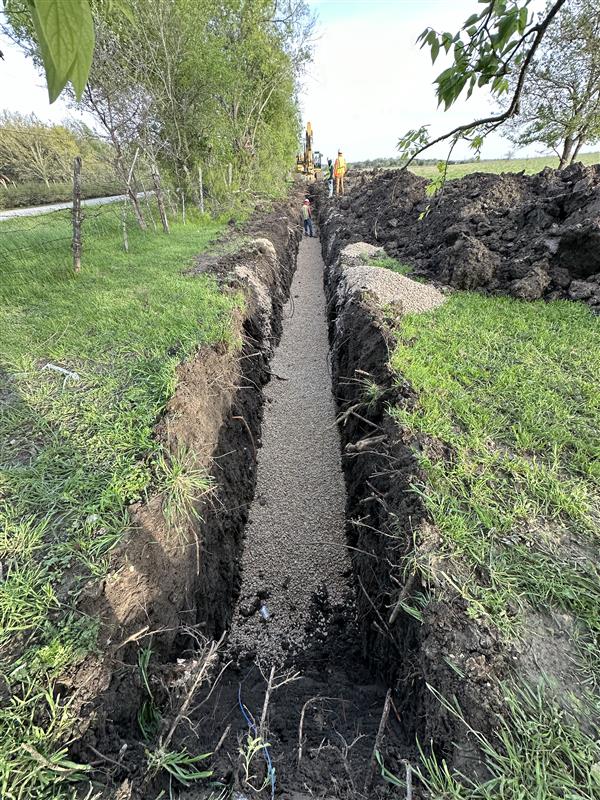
[0,163,195,303]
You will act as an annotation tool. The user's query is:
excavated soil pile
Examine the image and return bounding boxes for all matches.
[320,162,600,306]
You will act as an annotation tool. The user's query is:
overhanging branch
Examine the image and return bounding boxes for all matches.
[403,0,568,168]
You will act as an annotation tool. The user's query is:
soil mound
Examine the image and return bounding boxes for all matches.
[319,162,600,306]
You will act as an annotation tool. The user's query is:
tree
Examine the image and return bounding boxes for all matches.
[398,0,570,165]
[4,0,313,211]
[504,0,600,167]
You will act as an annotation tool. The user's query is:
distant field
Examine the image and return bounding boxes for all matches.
[409,151,600,180]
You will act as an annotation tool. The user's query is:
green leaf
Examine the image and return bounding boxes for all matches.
[29,0,95,103]
[518,6,528,34]
[431,38,440,63]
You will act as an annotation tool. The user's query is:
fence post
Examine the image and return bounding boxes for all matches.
[121,201,129,252]
[198,165,204,214]
[72,156,82,274]
[180,188,186,224]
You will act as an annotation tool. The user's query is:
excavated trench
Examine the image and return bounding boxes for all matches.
[71,197,440,799]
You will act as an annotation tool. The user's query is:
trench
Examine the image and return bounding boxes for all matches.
[172,235,409,797]
[76,214,419,797]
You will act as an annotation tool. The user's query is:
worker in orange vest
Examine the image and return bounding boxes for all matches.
[334,150,347,195]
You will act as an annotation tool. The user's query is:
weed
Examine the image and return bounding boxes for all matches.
[367,255,427,282]
[137,646,161,740]
[379,681,600,799]
[146,747,212,788]
[0,681,90,800]
[239,733,272,793]
[156,445,215,532]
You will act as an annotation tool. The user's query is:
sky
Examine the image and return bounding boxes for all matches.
[300,0,549,162]
[0,0,561,164]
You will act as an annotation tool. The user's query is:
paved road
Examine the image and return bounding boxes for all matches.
[0,193,146,219]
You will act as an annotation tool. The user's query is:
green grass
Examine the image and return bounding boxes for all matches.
[388,292,600,797]
[381,680,600,799]
[391,293,600,642]
[366,254,427,283]
[409,151,600,180]
[0,203,237,797]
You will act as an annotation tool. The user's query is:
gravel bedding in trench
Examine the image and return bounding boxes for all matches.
[227,235,352,663]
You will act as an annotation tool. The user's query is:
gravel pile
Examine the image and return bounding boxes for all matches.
[336,242,445,314]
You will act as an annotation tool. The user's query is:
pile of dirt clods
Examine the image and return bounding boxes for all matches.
[322,162,600,307]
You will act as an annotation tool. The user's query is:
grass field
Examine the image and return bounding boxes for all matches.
[409,151,600,180]
[386,289,600,798]
[0,205,237,798]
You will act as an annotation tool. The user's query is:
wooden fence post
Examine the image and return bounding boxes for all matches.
[121,201,129,252]
[72,156,82,273]
[198,165,204,214]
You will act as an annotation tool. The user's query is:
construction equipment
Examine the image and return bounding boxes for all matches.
[296,122,322,180]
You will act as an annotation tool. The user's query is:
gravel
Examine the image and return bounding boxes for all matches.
[227,235,351,663]
[338,242,446,314]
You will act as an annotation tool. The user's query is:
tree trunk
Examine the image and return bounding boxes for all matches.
[198,165,204,214]
[152,165,170,234]
[558,136,574,169]
[125,148,146,230]
[570,134,585,164]
[127,186,147,230]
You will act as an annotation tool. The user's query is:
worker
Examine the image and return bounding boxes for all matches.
[302,198,314,237]
[334,150,347,195]
[324,158,334,198]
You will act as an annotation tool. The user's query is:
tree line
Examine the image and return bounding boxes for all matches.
[2,0,313,217]
[0,112,119,208]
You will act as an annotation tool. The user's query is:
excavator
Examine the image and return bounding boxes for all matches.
[296,121,322,180]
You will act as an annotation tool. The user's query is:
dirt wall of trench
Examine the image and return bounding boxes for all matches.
[66,194,303,786]
[317,204,511,780]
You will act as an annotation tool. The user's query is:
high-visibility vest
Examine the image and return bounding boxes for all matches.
[334,156,346,177]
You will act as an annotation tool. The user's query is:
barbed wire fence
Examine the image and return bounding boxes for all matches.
[0,156,199,300]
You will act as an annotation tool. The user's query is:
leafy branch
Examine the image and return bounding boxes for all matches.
[398,0,569,167]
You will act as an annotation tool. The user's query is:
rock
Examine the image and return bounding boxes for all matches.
[569,280,595,300]
[548,266,571,288]
[388,217,398,228]
[510,264,551,300]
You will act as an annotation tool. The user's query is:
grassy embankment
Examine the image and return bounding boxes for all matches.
[0,205,239,797]
[372,251,600,797]
[410,151,599,180]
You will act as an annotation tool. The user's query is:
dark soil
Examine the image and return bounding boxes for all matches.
[318,162,600,307]
[320,256,509,783]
